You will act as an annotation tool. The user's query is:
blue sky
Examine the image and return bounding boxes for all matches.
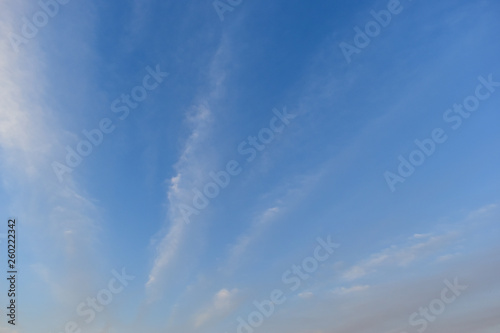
[1,0,499,332]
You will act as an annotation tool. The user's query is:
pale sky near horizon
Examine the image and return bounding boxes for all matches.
[0,0,499,332]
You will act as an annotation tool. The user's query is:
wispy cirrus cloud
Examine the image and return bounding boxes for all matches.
[340,203,499,283]
[0,3,107,330]
[222,205,281,271]
[342,232,458,281]
[145,38,232,302]
[145,103,214,300]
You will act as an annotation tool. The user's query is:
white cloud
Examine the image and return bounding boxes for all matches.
[224,205,281,268]
[221,168,325,274]
[145,104,214,300]
[332,285,370,295]
[467,203,498,220]
[412,233,432,239]
[145,39,230,300]
[436,253,460,262]
[298,291,314,299]
[342,231,458,281]
[0,0,105,319]
[193,288,240,328]
[143,34,240,298]
[342,266,367,280]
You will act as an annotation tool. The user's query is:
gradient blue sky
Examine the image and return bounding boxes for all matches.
[1,0,499,332]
